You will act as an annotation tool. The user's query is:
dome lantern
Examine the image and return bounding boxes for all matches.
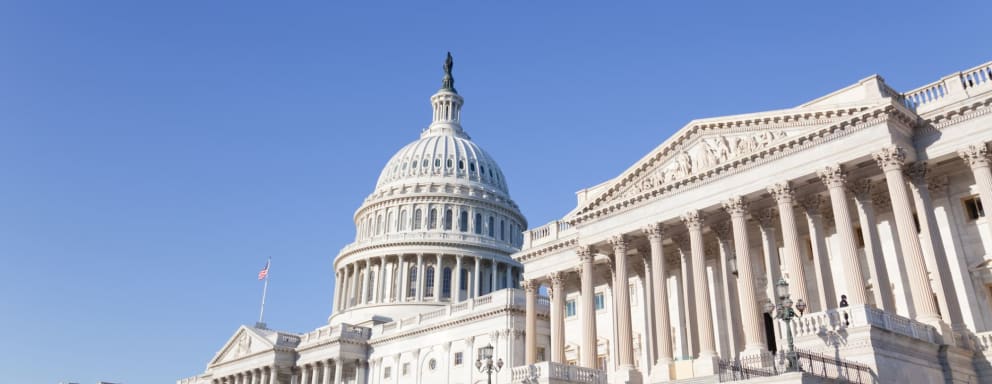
[424,52,467,139]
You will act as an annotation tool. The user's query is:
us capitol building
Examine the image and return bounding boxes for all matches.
[181,56,992,383]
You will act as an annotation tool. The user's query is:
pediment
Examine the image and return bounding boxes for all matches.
[569,101,891,218]
[208,326,277,367]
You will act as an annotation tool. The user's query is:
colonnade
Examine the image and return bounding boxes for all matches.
[334,254,522,311]
[295,359,346,384]
[522,144,992,373]
[213,366,274,384]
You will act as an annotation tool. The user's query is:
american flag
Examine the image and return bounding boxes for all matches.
[258,260,270,280]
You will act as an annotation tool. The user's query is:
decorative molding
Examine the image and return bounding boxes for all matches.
[872,145,906,172]
[642,222,665,240]
[959,143,991,169]
[722,196,748,216]
[767,182,795,205]
[817,164,847,189]
[681,210,705,230]
[905,162,929,185]
[608,235,628,254]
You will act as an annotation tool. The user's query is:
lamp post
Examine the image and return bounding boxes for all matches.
[475,343,503,384]
[764,278,806,370]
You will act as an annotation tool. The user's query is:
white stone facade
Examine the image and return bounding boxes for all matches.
[180,56,546,384]
[515,60,992,383]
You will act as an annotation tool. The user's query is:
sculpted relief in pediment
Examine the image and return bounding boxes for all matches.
[620,130,788,200]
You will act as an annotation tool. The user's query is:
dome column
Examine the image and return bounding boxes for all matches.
[434,254,443,302]
[454,255,464,301]
[415,253,425,301]
[474,256,482,298]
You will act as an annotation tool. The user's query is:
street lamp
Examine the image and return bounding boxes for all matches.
[475,343,503,384]
[767,278,806,370]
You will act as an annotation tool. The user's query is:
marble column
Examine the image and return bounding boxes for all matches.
[415,253,425,301]
[523,279,538,364]
[491,260,499,293]
[800,194,836,311]
[301,365,311,384]
[434,254,443,301]
[639,249,656,371]
[333,269,342,312]
[323,360,332,384]
[398,257,409,302]
[849,180,895,311]
[873,146,941,325]
[960,143,992,236]
[577,245,598,368]
[644,223,673,367]
[371,260,381,304]
[549,271,566,363]
[334,359,343,384]
[907,162,963,328]
[755,208,781,312]
[674,235,696,358]
[506,265,513,290]
[252,369,260,384]
[818,165,869,306]
[359,261,370,305]
[454,255,464,302]
[723,197,769,357]
[474,256,482,298]
[767,182,810,305]
[608,235,636,368]
[681,210,717,358]
[712,221,741,357]
[264,367,272,384]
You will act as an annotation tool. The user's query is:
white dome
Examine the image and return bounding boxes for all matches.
[374,133,510,195]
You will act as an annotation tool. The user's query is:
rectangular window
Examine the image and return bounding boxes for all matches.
[538,347,546,362]
[565,300,576,317]
[402,363,410,375]
[964,196,986,220]
[454,352,463,365]
[384,367,391,378]
[594,292,605,310]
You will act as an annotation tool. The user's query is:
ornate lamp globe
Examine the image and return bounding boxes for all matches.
[776,277,790,300]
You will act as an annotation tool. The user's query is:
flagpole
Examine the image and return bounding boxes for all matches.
[258,258,270,327]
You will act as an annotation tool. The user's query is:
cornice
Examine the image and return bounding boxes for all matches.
[922,93,992,132]
[354,192,527,225]
[513,236,579,263]
[367,306,543,346]
[567,104,896,226]
[336,238,520,266]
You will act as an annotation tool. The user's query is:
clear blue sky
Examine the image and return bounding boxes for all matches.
[1,1,988,383]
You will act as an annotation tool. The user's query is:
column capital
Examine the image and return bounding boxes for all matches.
[755,207,778,228]
[848,178,873,200]
[642,222,665,240]
[522,279,537,293]
[576,245,594,261]
[872,145,906,171]
[722,196,749,216]
[817,164,847,188]
[958,143,991,168]
[799,194,824,214]
[548,271,564,286]
[608,234,628,253]
[767,181,795,205]
[710,220,732,241]
[680,210,705,230]
[927,175,950,196]
[905,161,929,185]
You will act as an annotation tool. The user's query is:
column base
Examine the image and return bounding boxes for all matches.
[692,354,720,376]
[650,359,673,382]
[612,366,642,384]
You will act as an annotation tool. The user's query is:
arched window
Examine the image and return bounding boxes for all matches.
[425,267,435,298]
[474,213,483,235]
[446,159,452,168]
[488,216,495,237]
[386,212,394,233]
[376,215,384,235]
[460,268,469,290]
[500,219,506,240]
[367,216,374,237]
[458,160,464,170]
[428,209,438,230]
[444,209,453,230]
[408,266,418,298]
[399,210,408,231]
[442,267,452,298]
[459,211,468,232]
[413,209,422,230]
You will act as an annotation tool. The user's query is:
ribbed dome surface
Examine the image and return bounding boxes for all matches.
[374,133,509,194]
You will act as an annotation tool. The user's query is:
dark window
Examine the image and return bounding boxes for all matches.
[458,160,464,170]
[425,267,435,297]
[460,268,469,290]
[444,209,453,230]
[459,211,469,232]
[434,159,440,168]
[442,267,452,297]
[474,213,483,234]
[500,220,506,240]
[446,159,452,168]
[408,267,417,297]
[428,209,437,230]
[964,196,986,220]
[413,209,422,230]
[488,216,495,237]
[454,352,463,365]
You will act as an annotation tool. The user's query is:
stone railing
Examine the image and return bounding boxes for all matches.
[177,375,204,384]
[901,60,992,114]
[298,323,371,346]
[373,288,549,337]
[975,330,992,352]
[792,305,936,344]
[340,231,518,255]
[510,361,606,384]
[522,220,576,249]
